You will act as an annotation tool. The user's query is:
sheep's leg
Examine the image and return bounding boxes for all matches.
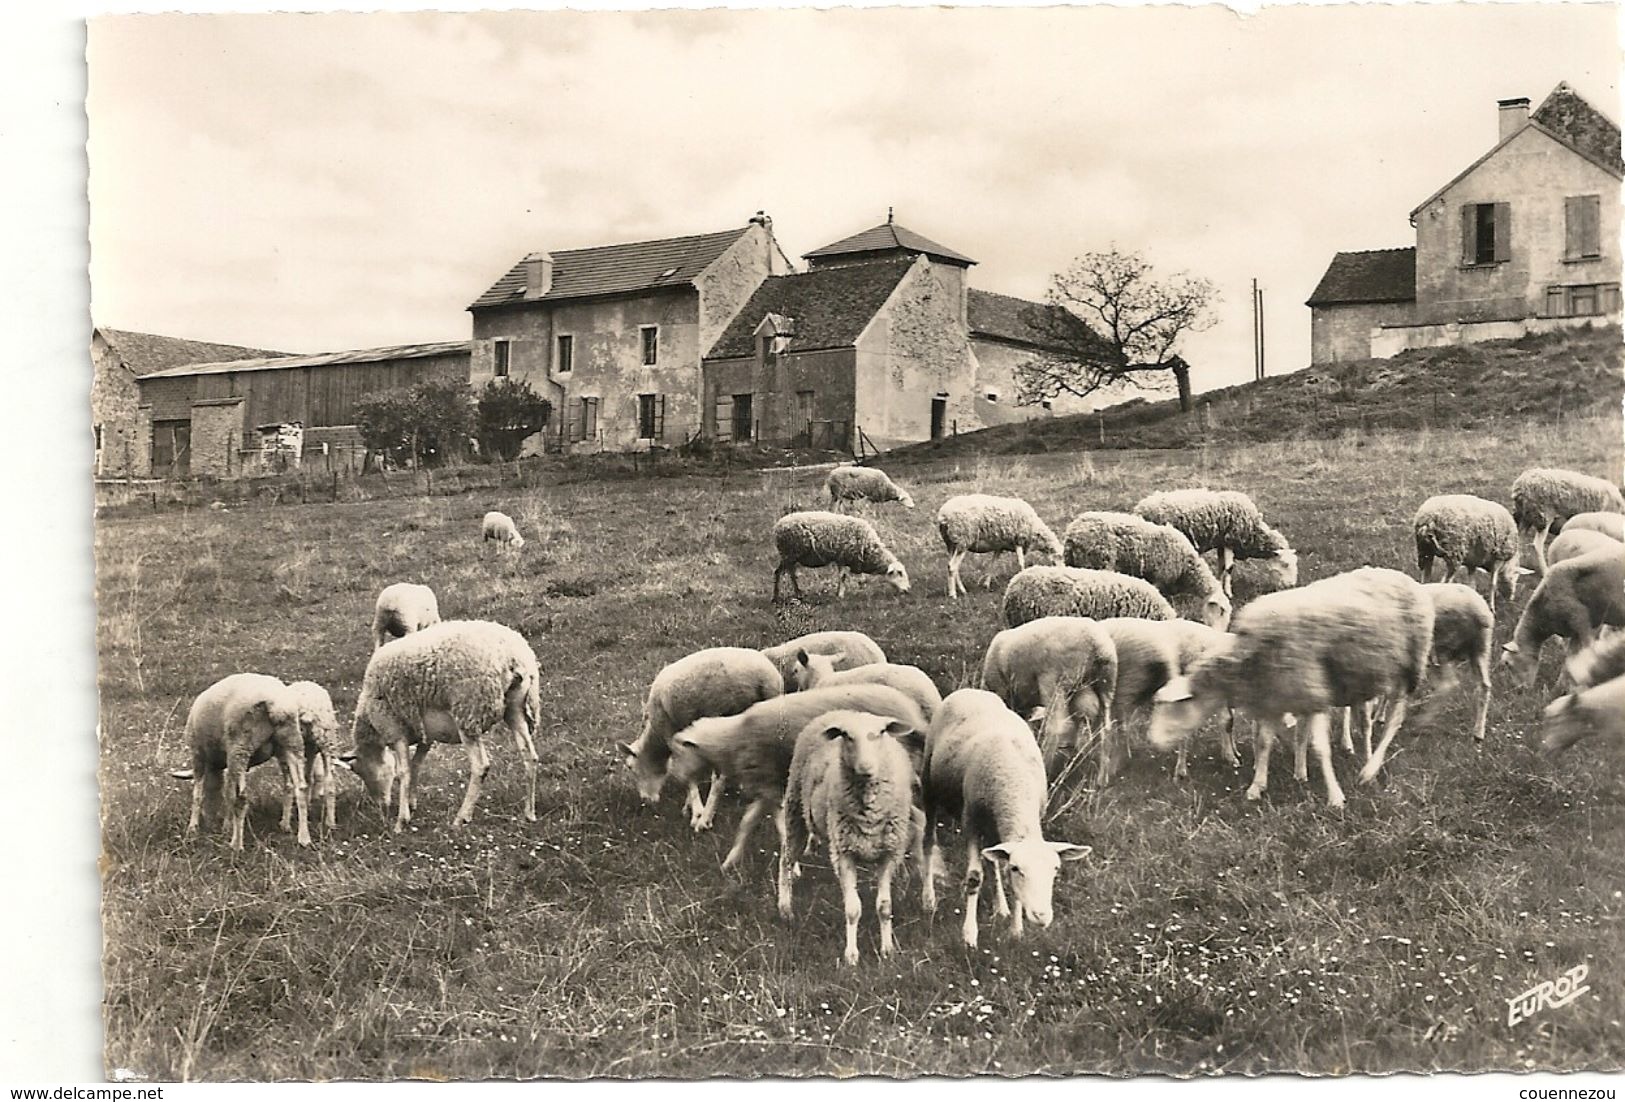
[961,841,984,949]
[908,806,927,880]
[407,742,431,802]
[506,704,539,824]
[317,752,336,830]
[1009,892,1026,941]
[1416,550,1434,584]
[835,565,849,600]
[946,548,966,599]
[1471,653,1492,747]
[1339,707,1354,754]
[722,797,770,874]
[691,775,723,832]
[226,746,251,852]
[1357,697,1411,784]
[1220,710,1239,767]
[1307,713,1345,809]
[1218,547,1235,598]
[1245,718,1277,801]
[1532,525,1552,577]
[280,746,312,847]
[1174,743,1189,780]
[772,564,785,603]
[991,861,1010,918]
[1292,725,1309,783]
[776,805,803,920]
[984,551,1000,590]
[837,853,863,966]
[393,738,414,831]
[188,766,208,835]
[876,856,900,958]
[920,806,940,915]
[452,737,490,827]
[1015,545,1028,573]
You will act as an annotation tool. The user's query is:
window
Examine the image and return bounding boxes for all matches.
[1566,195,1603,261]
[732,393,754,441]
[1543,282,1622,318]
[984,390,1000,403]
[640,326,659,366]
[556,334,573,375]
[637,394,665,441]
[493,339,510,378]
[94,424,102,450]
[1461,202,1510,266]
[579,397,599,441]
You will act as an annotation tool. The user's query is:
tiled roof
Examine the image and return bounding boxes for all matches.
[140,340,471,380]
[96,328,288,377]
[967,289,1105,353]
[1305,248,1417,307]
[1532,81,1623,174]
[804,221,976,266]
[704,259,916,360]
[469,226,750,310]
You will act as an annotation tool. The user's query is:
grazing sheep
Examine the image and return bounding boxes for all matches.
[1511,468,1625,576]
[761,630,887,692]
[482,510,525,550]
[1133,488,1299,598]
[773,511,910,601]
[1500,545,1625,687]
[618,647,784,830]
[182,673,307,851]
[777,711,926,965]
[347,620,541,831]
[937,494,1064,599]
[1566,631,1625,690]
[792,650,942,721]
[1001,565,1177,629]
[1414,583,1494,747]
[284,680,341,832]
[1411,494,1526,612]
[980,616,1118,771]
[1149,567,1433,808]
[920,689,1090,948]
[1543,673,1625,757]
[1162,620,1241,776]
[1547,527,1621,569]
[371,582,442,650]
[1562,512,1625,543]
[1095,618,1186,785]
[1063,511,1231,628]
[667,684,928,873]
[825,465,916,510]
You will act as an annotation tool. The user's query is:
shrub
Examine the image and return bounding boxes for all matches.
[477,379,553,462]
[354,379,477,470]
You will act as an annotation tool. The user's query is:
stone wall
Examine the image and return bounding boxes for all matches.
[189,398,246,479]
[1310,301,1417,364]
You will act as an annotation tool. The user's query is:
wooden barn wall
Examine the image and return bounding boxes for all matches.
[189,353,470,430]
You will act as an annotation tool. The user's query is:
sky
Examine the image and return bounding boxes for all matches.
[87,5,1618,394]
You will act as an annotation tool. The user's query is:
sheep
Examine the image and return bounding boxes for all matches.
[371,582,442,650]
[482,510,525,550]
[825,465,916,510]
[777,710,926,965]
[919,689,1091,948]
[1562,512,1625,542]
[1411,583,1494,748]
[1001,565,1177,629]
[617,647,784,831]
[1162,620,1241,777]
[1499,545,1625,687]
[284,680,341,833]
[1133,488,1299,598]
[1062,510,1231,628]
[1411,494,1527,612]
[181,673,308,851]
[1566,631,1625,690]
[773,511,910,601]
[346,620,541,831]
[1542,673,1625,758]
[1094,618,1187,785]
[791,650,942,721]
[936,493,1064,599]
[1546,527,1621,569]
[761,630,887,692]
[667,684,928,873]
[1148,567,1433,808]
[1511,468,1625,576]
[979,616,1118,771]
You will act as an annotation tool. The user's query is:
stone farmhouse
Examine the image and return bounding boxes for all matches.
[1307,82,1621,364]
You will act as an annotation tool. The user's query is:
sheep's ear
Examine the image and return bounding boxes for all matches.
[820,723,849,741]
[337,750,357,764]
[1154,679,1193,704]
[1514,567,1536,577]
[1543,694,1579,718]
[616,741,636,758]
[1052,842,1091,862]
[795,648,810,667]
[980,843,1013,866]
[1501,641,1520,654]
[885,722,925,756]
[169,768,195,781]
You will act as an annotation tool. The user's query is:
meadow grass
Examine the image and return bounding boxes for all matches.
[96,417,1624,1079]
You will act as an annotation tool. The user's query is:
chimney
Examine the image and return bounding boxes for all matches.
[748,211,777,273]
[523,252,554,300]
[1497,97,1530,143]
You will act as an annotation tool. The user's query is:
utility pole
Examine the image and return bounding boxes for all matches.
[1252,279,1267,381]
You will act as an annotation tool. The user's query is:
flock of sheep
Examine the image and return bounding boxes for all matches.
[171,460,1625,965]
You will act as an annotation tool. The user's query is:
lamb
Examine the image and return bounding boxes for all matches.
[1411,494,1526,612]
[346,620,541,831]
[825,465,916,510]
[791,650,942,721]
[773,511,910,601]
[371,582,442,650]
[1543,673,1625,757]
[1565,631,1625,690]
[482,510,525,550]
[979,616,1118,771]
[1562,512,1625,543]
[1001,565,1177,629]
[1499,545,1625,687]
[1546,527,1621,569]
[1511,468,1625,576]
[1062,510,1231,628]
[181,673,308,851]
[618,647,784,830]
[760,630,887,692]
[1413,583,1494,748]
[1133,488,1298,598]
[919,689,1090,948]
[936,493,1064,599]
[284,680,341,833]
[1148,567,1433,808]
[777,710,926,965]
[667,683,928,873]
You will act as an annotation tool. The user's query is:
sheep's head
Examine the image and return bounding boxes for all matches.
[792,648,839,690]
[1498,640,1540,686]
[1201,590,1233,630]
[980,839,1090,929]
[1500,565,1536,603]
[1541,693,1591,755]
[817,712,921,783]
[344,742,398,806]
[1268,547,1300,588]
[884,560,911,594]
[897,489,917,510]
[1035,527,1064,561]
[617,734,667,804]
[1147,673,1226,751]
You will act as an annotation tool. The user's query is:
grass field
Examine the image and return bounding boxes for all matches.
[96,413,1625,1080]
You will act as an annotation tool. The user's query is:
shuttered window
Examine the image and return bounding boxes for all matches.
[1566,195,1602,260]
[1461,202,1510,266]
[637,393,666,441]
[1543,282,1622,318]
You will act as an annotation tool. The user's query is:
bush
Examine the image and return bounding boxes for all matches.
[477,379,553,462]
[354,379,476,470]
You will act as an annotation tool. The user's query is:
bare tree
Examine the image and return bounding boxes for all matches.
[1015,248,1218,413]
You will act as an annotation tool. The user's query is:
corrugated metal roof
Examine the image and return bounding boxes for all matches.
[96,328,290,376]
[1305,248,1417,307]
[140,340,472,380]
[704,260,916,359]
[804,221,976,266]
[469,226,750,310]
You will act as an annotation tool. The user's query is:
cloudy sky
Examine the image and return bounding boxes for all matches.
[88,5,1616,391]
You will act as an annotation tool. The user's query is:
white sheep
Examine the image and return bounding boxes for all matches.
[618,647,784,830]
[760,630,887,692]
[1542,673,1625,757]
[1411,494,1527,612]
[346,620,541,831]
[1162,620,1241,777]
[1562,512,1625,542]
[1001,565,1177,629]
[1062,510,1231,628]
[1566,631,1625,690]
[979,616,1118,772]
[1149,567,1433,808]
[825,465,916,510]
[772,511,910,601]
[1500,544,1625,687]
[1095,617,1186,786]
[791,650,942,721]
[1511,468,1625,576]
[1412,583,1494,748]
[667,683,928,873]
[777,710,926,965]
[181,673,308,851]
[920,689,1090,948]
[1133,488,1299,598]
[936,493,1064,599]
[482,510,525,550]
[371,582,442,650]
[284,680,341,832]
[1546,527,1621,569]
